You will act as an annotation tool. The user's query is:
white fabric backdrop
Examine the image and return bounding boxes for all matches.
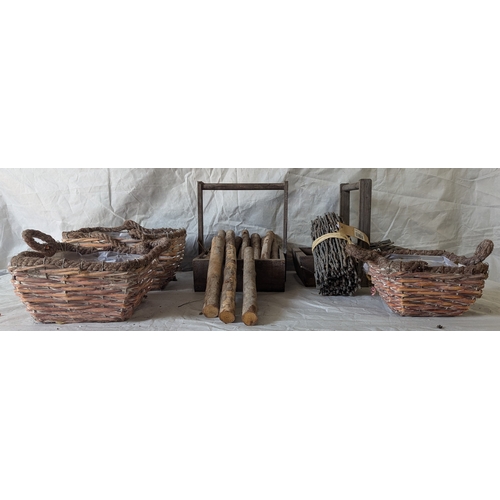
[0,167,498,281]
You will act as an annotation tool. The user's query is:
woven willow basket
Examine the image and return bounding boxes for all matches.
[9,230,170,324]
[62,220,186,291]
[346,239,494,317]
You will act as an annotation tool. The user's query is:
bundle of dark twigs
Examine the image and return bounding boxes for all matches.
[311,212,360,296]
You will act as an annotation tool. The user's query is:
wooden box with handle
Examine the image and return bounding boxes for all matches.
[192,181,288,292]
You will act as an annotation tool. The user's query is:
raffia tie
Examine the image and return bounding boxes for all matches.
[311,223,369,252]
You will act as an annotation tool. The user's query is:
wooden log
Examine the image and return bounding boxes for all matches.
[251,233,261,260]
[238,229,250,259]
[219,230,237,323]
[202,233,226,318]
[235,236,242,257]
[271,238,279,259]
[242,246,258,326]
[260,231,274,259]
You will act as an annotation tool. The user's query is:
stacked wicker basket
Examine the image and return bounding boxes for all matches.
[9,221,186,324]
[62,220,186,291]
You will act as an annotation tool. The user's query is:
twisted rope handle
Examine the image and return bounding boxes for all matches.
[63,220,186,242]
[124,220,186,240]
[15,229,173,271]
[459,239,494,265]
[22,230,59,256]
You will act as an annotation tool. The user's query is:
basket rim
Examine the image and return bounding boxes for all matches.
[346,239,493,275]
[9,231,171,273]
[62,219,186,241]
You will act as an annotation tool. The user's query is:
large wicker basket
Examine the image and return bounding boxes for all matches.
[346,239,494,317]
[62,220,186,291]
[9,229,171,323]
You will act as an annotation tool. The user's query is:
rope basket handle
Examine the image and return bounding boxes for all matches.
[63,220,185,241]
[124,220,161,240]
[124,220,186,240]
[22,229,59,257]
[63,221,131,236]
[461,239,495,265]
[346,239,494,266]
[15,229,173,270]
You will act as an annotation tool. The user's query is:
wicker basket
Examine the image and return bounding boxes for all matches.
[346,239,494,317]
[62,220,186,291]
[9,229,171,324]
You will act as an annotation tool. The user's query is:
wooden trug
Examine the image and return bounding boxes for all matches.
[193,182,288,292]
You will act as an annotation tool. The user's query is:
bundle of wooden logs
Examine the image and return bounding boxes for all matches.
[202,229,279,325]
[311,212,360,296]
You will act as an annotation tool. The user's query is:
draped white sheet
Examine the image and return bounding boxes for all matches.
[1,167,498,280]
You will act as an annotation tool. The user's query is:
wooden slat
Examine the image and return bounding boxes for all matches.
[197,181,288,256]
[358,178,372,249]
[340,182,361,192]
[198,181,204,254]
[339,179,372,286]
[201,183,286,190]
[339,182,351,225]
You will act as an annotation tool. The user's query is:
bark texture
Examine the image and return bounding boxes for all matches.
[202,232,226,317]
[260,231,274,259]
[219,230,237,323]
[251,233,261,260]
[242,246,258,326]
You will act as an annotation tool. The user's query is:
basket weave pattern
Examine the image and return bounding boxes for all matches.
[9,230,169,323]
[62,220,186,291]
[346,240,493,317]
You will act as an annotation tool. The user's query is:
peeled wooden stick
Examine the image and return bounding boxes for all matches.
[271,238,279,259]
[242,246,258,326]
[219,230,237,324]
[202,232,226,318]
[260,231,274,259]
[238,229,250,259]
[251,233,261,260]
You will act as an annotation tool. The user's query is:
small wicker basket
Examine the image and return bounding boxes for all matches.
[62,220,186,291]
[346,239,494,317]
[9,229,171,324]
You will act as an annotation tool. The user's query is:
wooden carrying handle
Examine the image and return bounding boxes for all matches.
[197,181,288,255]
[22,229,59,256]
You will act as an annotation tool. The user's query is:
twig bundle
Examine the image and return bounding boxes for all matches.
[311,212,360,296]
